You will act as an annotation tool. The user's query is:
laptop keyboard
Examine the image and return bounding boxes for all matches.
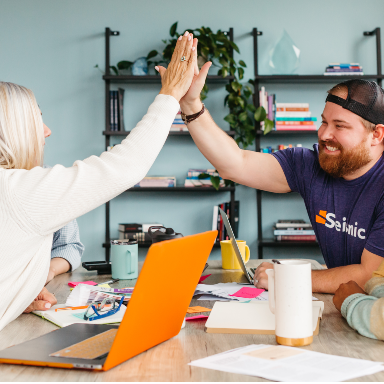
[50,329,117,360]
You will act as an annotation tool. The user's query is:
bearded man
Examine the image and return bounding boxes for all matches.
[178,73,384,293]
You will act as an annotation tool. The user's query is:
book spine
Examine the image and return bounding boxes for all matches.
[109,91,114,131]
[276,117,317,121]
[324,72,364,76]
[217,204,221,242]
[275,121,315,125]
[276,103,309,108]
[276,111,312,117]
[118,88,125,131]
[268,95,273,120]
[275,126,317,131]
[326,68,363,72]
[275,235,317,241]
[114,91,118,131]
[274,230,315,235]
[212,205,218,231]
[233,200,239,238]
[119,224,143,232]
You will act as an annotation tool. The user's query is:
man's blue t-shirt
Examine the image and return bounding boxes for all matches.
[272,144,384,268]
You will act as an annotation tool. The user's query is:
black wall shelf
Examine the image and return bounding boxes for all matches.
[104,130,236,137]
[252,27,382,258]
[103,74,235,84]
[102,27,236,262]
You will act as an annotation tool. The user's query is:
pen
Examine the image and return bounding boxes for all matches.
[272,259,281,264]
[55,306,88,312]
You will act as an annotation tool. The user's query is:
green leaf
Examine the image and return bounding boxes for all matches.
[109,66,118,75]
[231,82,242,92]
[229,41,240,53]
[239,60,247,67]
[264,119,274,135]
[198,173,210,179]
[246,104,256,113]
[224,113,237,125]
[254,106,267,122]
[117,60,133,70]
[237,97,245,108]
[224,179,235,187]
[221,68,228,78]
[238,67,244,80]
[170,22,178,37]
[146,50,158,60]
[224,94,229,106]
[210,176,221,191]
[238,111,248,122]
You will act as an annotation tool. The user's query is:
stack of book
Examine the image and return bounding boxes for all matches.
[170,110,188,132]
[109,88,125,131]
[275,103,317,131]
[274,220,316,242]
[324,63,364,76]
[118,223,163,244]
[212,201,239,243]
[184,169,225,188]
[134,176,176,188]
[260,144,302,153]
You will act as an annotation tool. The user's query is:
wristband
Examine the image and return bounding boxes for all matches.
[181,103,205,124]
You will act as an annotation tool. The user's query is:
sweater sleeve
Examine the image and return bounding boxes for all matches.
[5,94,179,235]
[341,293,378,339]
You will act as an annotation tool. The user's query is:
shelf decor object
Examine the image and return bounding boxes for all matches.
[269,30,300,75]
[101,27,237,263]
[252,27,382,258]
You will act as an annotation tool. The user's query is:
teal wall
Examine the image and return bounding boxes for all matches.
[2,0,384,264]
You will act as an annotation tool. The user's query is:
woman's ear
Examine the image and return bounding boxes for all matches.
[372,124,384,146]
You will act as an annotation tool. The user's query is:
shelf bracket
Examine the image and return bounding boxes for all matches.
[363,27,382,86]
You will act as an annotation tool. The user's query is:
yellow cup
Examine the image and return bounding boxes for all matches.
[220,240,250,270]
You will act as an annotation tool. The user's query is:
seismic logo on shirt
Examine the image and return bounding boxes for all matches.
[315,210,366,239]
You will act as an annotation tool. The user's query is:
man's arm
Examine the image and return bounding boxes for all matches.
[182,102,290,193]
[47,219,84,284]
[254,249,383,293]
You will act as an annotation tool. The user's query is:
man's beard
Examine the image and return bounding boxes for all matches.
[318,138,372,178]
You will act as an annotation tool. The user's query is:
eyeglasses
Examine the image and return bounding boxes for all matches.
[83,296,125,321]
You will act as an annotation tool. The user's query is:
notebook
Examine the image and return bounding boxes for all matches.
[205,301,324,335]
[32,304,126,328]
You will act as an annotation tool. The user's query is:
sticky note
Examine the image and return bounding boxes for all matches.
[187,306,212,314]
[229,287,265,299]
[68,281,97,288]
[198,274,211,283]
[185,315,209,321]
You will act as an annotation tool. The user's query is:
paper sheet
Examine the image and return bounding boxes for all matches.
[189,344,384,382]
[230,287,265,299]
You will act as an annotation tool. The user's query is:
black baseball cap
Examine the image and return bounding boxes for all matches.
[325,79,384,125]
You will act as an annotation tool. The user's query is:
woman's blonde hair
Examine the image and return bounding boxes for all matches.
[0,82,44,170]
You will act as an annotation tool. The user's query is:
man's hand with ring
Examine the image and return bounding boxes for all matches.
[253,262,274,289]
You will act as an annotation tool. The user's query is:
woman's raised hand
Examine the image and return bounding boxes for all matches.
[157,31,197,102]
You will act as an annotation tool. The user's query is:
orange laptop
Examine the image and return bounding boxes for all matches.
[0,230,217,371]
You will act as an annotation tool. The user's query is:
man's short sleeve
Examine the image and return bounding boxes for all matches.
[272,146,319,198]
[364,199,384,258]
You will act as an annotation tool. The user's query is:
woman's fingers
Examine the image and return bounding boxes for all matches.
[193,38,199,76]
[155,65,167,79]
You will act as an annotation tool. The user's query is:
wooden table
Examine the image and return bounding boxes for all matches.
[1,259,384,381]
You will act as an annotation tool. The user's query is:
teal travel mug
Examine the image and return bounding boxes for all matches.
[111,240,139,280]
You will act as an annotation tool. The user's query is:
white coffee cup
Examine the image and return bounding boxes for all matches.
[266,260,313,347]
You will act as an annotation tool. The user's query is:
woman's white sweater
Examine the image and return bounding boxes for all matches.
[0,94,179,331]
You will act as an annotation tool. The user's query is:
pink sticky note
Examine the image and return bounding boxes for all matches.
[198,274,211,283]
[229,287,265,299]
[185,315,209,321]
[68,281,97,288]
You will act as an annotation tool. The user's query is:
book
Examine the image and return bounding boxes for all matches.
[213,200,239,242]
[275,121,315,125]
[275,126,317,131]
[273,229,315,235]
[275,235,317,241]
[324,72,364,76]
[114,90,118,131]
[275,221,312,229]
[109,91,114,131]
[134,176,176,188]
[118,223,162,233]
[276,111,312,118]
[276,117,317,121]
[276,103,309,112]
[118,88,125,131]
[326,68,363,72]
[33,304,126,328]
[118,232,151,243]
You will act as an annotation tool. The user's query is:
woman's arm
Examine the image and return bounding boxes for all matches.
[7,33,197,236]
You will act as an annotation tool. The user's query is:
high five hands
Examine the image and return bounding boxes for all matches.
[157,31,212,111]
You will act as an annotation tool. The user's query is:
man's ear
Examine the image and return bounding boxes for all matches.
[371,124,384,146]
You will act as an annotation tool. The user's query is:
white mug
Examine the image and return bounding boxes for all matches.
[266,260,313,347]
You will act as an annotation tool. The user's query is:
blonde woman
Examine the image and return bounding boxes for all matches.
[0,32,198,331]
